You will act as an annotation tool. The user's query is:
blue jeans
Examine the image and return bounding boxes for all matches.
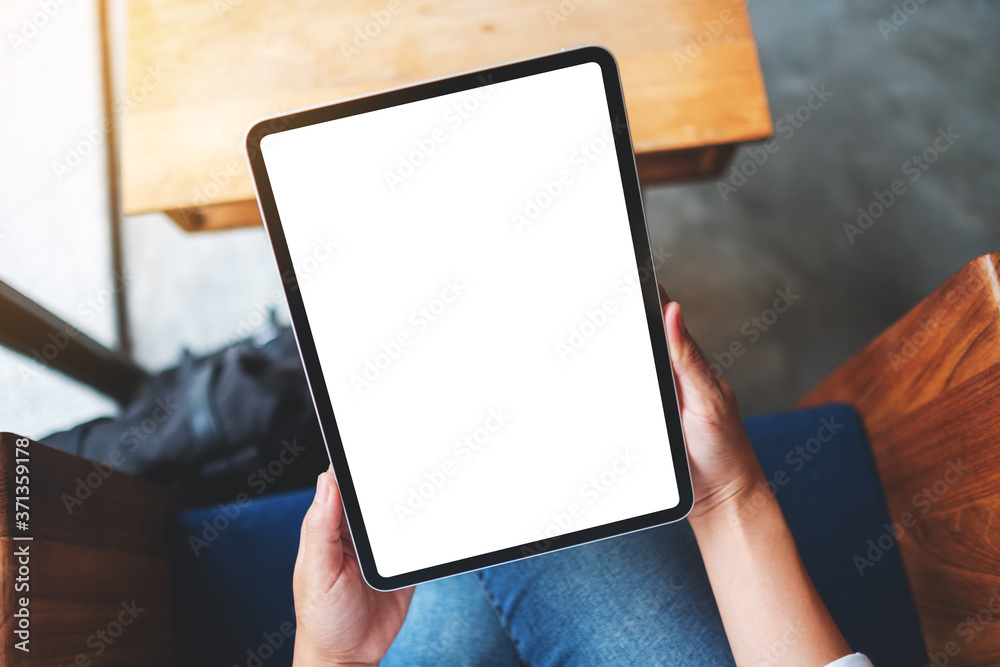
[382,520,735,666]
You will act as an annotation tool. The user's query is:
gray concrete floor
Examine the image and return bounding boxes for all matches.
[646,0,999,414]
[2,0,998,438]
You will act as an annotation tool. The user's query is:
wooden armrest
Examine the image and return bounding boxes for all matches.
[798,252,1000,666]
[1,434,173,665]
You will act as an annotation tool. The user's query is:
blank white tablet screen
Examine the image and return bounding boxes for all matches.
[261,61,679,578]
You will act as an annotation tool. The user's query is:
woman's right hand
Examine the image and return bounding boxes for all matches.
[661,286,854,666]
[658,286,767,522]
[292,472,414,667]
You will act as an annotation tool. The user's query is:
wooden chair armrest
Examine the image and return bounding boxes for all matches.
[798,252,1000,666]
[1,433,173,666]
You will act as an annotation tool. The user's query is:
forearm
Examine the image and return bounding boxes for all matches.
[690,483,851,667]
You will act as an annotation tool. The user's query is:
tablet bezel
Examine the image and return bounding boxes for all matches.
[246,45,693,591]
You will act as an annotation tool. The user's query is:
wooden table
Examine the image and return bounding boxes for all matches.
[799,252,1000,665]
[120,0,771,231]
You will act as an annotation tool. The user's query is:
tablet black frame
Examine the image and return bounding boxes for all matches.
[245,45,693,591]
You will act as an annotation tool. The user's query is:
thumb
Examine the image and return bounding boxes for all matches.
[663,301,728,407]
[295,472,346,596]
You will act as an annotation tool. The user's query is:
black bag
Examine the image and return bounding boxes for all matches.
[42,317,328,505]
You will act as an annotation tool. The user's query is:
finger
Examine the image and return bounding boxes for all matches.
[657,283,671,306]
[295,472,345,595]
[663,301,726,401]
[324,468,358,547]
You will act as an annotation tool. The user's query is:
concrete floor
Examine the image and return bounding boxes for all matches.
[2,0,998,437]
[645,0,999,413]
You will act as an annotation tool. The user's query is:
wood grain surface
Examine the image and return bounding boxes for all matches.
[799,253,1000,666]
[0,434,173,666]
[120,0,772,227]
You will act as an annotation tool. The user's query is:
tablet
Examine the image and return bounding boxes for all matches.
[246,45,693,591]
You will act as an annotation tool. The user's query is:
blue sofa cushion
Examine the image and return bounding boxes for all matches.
[744,404,925,666]
[170,490,312,666]
[170,404,925,666]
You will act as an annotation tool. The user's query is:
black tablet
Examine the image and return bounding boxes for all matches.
[246,45,693,591]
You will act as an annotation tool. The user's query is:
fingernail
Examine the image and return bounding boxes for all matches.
[315,473,331,505]
[669,305,684,364]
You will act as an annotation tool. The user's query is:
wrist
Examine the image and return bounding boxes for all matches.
[293,657,376,667]
[292,637,377,667]
[688,473,778,537]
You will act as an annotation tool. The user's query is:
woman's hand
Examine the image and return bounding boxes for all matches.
[658,286,767,521]
[292,472,413,667]
[660,286,853,666]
